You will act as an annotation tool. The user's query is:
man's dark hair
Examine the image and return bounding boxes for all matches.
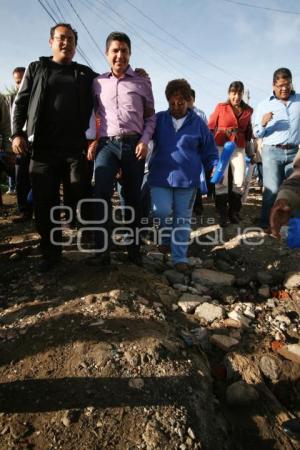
[12,67,26,75]
[106,32,131,52]
[165,79,192,101]
[190,89,196,99]
[273,67,292,84]
[50,23,78,45]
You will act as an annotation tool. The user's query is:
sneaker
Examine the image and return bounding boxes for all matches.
[175,262,190,274]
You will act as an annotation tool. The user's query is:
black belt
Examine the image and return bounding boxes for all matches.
[275,144,298,149]
[99,134,140,144]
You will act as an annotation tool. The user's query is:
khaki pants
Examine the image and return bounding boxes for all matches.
[215,146,246,195]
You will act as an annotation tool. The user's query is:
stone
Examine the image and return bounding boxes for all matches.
[124,351,141,367]
[258,285,270,298]
[235,275,251,287]
[227,310,251,327]
[223,318,242,329]
[194,302,224,323]
[226,381,259,406]
[243,306,255,320]
[147,252,165,262]
[164,269,186,285]
[277,344,300,364]
[210,334,239,351]
[256,271,273,285]
[215,259,232,272]
[85,294,97,305]
[173,284,188,292]
[266,298,277,308]
[259,355,281,381]
[192,269,235,286]
[177,294,203,313]
[188,257,202,267]
[129,378,144,389]
[274,315,291,326]
[61,409,80,427]
[187,427,195,440]
[194,283,210,294]
[284,271,300,289]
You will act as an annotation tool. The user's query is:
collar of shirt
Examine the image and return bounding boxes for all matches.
[103,65,135,79]
[172,114,188,132]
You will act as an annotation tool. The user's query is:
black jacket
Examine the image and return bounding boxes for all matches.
[12,57,98,144]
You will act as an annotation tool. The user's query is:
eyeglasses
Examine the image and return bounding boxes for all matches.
[53,35,75,44]
[274,82,291,89]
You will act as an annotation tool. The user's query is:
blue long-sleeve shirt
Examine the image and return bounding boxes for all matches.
[148,109,219,189]
[253,92,300,146]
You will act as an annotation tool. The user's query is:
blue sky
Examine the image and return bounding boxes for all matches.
[1,0,300,116]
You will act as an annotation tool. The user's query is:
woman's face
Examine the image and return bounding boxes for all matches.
[168,94,189,119]
[228,89,243,107]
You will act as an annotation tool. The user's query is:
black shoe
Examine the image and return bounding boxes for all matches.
[128,250,143,266]
[282,418,300,441]
[85,253,111,267]
[219,213,229,227]
[37,256,61,273]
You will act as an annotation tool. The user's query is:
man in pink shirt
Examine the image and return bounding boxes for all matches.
[87,32,155,267]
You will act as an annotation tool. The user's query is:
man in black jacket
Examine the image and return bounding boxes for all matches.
[11,23,97,272]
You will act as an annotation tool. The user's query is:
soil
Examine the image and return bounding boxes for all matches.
[0,185,300,450]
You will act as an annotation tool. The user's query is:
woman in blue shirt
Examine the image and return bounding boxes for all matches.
[148,79,219,273]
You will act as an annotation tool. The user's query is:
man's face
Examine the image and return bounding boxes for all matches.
[169,94,189,119]
[106,40,130,76]
[273,77,292,101]
[49,26,76,64]
[13,71,25,91]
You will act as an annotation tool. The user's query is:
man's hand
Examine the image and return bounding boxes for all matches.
[270,198,292,238]
[87,139,98,161]
[261,112,273,127]
[12,136,28,155]
[135,142,147,160]
[134,68,149,79]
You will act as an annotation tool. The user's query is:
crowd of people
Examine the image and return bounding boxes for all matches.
[0,23,300,273]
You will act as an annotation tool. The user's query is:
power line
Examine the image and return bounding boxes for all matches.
[221,0,300,15]
[37,0,57,22]
[66,0,107,63]
[123,0,233,76]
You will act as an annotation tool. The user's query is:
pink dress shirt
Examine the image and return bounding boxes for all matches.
[92,65,155,145]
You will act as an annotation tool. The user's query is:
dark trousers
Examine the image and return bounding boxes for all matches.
[94,137,145,253]
[15,154,32,214]
[29,154,86,259]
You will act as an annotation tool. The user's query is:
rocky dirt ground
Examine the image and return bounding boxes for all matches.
[0,184,300,450]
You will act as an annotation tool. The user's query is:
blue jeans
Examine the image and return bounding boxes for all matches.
[151,186,197,264]
[94,137,145,252]
[261,145,297,227]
